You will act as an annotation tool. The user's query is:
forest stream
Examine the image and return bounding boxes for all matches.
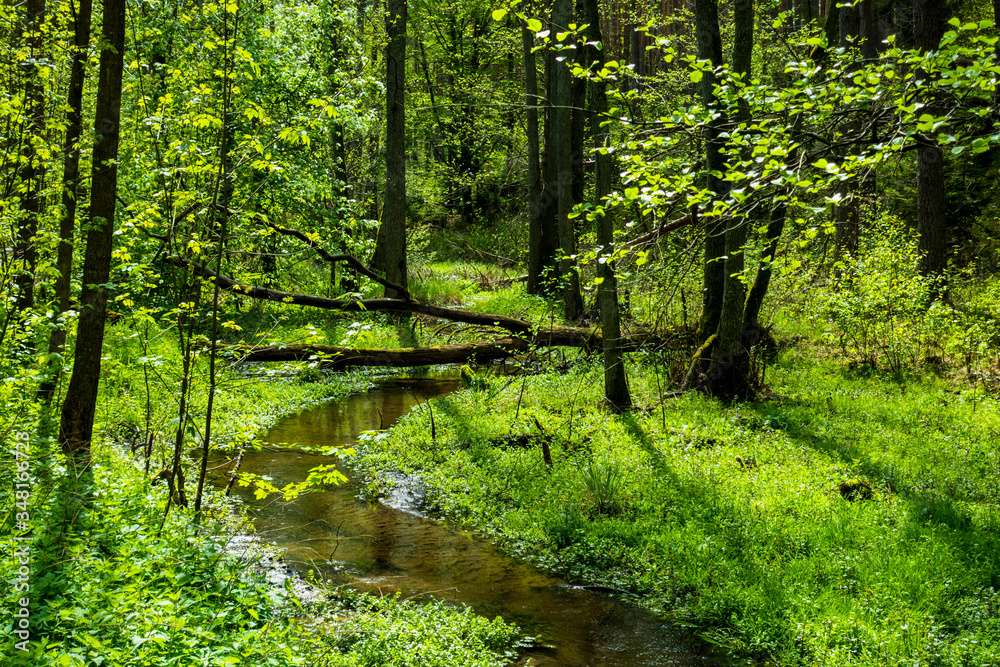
[213,375,714,666]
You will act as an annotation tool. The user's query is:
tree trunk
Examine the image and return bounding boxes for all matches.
[912,0,948,282]
[699,0,755,399]
[535,19,560,294]
[13,0,47,313]
[551,0,583,320]
[744,201,785,330]
[584,0,630,411]
[834,4,861,260]
[524,25,550,294]
[58,0,126,458]
[693,0,727,341]
[379,0,408,298]
[39,0,93,402]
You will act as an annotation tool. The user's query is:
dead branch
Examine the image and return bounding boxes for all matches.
[261,219,410,298]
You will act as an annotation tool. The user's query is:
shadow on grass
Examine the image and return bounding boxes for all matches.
[748,391,1000,581]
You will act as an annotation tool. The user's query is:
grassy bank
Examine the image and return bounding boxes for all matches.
[356,350,1000,665]
[1,323,523,666]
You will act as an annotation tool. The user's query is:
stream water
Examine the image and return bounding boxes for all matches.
[218,376,714,666]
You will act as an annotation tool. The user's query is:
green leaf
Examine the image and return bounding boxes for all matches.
[526,17,543,32]
[491,8,508,21]
[689,69,703,84]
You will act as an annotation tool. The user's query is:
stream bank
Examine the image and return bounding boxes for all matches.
[219,374,714,666]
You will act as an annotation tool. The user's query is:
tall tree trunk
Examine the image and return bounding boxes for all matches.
[39,0,93,402]
[377,0,407,298]
[584,0,631,411]
[700,0,755,398]
[537,20,560,294]
[912,0,948,281]
[523,24,552,294]
[569,0,587,205]
[834,4,861,260]
[58,0,126,458]
[693,0,727,341]
[551,0,583,320]
[13,0,47,313]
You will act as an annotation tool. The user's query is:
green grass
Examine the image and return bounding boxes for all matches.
[355,350,1000,665]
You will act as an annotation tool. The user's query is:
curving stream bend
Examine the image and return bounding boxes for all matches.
[217,376,715,666]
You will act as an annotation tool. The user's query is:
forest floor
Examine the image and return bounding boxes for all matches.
[4,257,999,666]
[352,260,1000,665]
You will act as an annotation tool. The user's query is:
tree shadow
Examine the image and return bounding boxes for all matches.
[747,394,1000,577]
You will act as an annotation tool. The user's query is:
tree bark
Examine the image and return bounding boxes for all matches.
[744,201,785,330]
[912,0,948,281]
[550,0,583,320]
[39,0,93,402]
[834,3,861,260]
[13,0,47,313]
[233,339,534,368]
[693,0,727,341]
[584,0,631,411]
[228,328,679,368]
[378,0,408,298]
[699,0,755,399]
[524,24,552,294]
[58,0,126,458]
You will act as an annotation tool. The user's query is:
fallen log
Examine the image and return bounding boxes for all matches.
[225,327,694,370]
[229,338,532,369]
[167,256,602,346]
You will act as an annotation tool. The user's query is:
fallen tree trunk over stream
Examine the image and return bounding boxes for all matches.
[226,328,694,369]
[169,257,695,369]
[167,256,602,346]
[229,338,533,368]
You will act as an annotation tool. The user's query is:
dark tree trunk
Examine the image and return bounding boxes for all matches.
[701,0,755,399]
[569,0,587,205]
[378,0,408,298]
[58,0,126,458]
[584,0,631,411]
[13,0,47,313]
[39,0,93,402]
[693,0,727,341]
[744,202,786,330]
[523,25,550,294]
[834,3,861,259]
[536,20,560,294]
[860,0,879,58]
[912,0,948,281]
[551,0,583,320]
